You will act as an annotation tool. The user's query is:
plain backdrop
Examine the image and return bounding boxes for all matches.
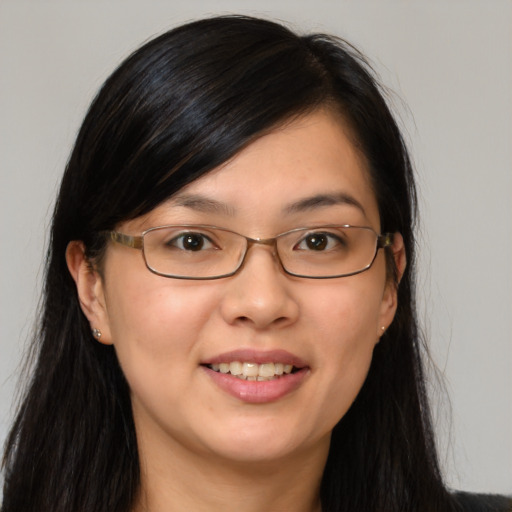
[1,0,511,495]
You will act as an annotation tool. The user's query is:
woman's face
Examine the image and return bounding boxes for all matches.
[74,109,403,466]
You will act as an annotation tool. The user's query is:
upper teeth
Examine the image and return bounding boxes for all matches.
[209,362,294,381]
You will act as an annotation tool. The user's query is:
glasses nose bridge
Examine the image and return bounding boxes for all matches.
[241,234,283,268]
[245,234,279,253]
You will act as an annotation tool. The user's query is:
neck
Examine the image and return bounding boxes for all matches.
[132,427,328,512]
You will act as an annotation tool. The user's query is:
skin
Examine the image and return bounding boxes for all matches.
[67,109,405,512]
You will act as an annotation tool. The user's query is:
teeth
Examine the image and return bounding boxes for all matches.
[229,361,243,375]
[243,362,259,377]
[208,361,296,380]
[259,362,275,377]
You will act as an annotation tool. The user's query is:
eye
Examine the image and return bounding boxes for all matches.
[167,232,216,251]
[295,231,344,251]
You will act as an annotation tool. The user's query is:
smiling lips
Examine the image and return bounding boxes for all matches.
[202,350,309,403]
[208,361,295,381]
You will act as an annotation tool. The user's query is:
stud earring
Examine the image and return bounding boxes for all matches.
[91,328,102,340]
[380,326,386,335]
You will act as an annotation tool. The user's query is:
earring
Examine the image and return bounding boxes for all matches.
[91,328,102,340]
[380,326,386,335]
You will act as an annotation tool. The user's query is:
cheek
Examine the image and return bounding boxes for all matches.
[301,274,385,426]
[103,277,226,442]
[305,274,384,351]
[313,290,380,383]
[105,258,214,337]
[103,268,219,387]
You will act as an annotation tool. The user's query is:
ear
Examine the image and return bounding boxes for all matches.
[377,232,406,338]
[66,241,112,345]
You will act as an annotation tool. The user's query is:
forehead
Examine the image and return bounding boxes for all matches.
[127,109,380,232]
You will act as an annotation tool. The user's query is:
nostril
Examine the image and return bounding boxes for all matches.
[233,314,288,328]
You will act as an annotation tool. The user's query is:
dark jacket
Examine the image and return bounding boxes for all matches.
[454,492,512,512]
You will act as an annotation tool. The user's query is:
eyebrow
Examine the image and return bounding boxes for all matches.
[283,192,367,216]
[170,194,237,216]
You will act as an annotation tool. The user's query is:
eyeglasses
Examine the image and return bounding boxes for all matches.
[106,224,393,280]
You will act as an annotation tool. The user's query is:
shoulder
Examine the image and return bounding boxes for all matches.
[453,492,512,512]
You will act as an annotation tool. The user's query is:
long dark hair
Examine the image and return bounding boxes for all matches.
[2,15,457,511]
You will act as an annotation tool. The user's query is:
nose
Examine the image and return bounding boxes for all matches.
[219,244,300,330]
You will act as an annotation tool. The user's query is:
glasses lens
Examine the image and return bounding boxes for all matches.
[142,226,246,278]
[277,226,378,277]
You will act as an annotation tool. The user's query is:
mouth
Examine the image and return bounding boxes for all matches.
[204,361,299,381]
[201,350,309,403]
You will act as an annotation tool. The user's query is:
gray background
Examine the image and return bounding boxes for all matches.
[1,0,511,494]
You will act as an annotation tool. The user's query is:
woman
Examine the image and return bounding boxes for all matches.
[1,15,510,512]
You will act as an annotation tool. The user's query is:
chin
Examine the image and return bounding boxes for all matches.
[198,417,327,464]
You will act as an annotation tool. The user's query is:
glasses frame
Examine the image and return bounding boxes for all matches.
[105,224,394,280]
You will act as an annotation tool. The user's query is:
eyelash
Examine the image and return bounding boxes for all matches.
[166,232,217,251]
[294,232,346,251]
